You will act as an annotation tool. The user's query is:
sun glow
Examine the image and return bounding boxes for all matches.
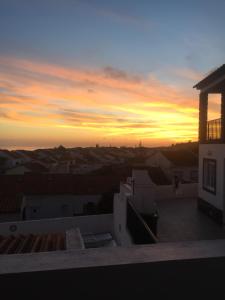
[0,56,199,148]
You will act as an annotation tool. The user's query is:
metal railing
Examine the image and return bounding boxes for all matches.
[127,200,158,244]
[207,118,221,140]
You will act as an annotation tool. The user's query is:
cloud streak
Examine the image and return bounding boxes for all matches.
[0,55,199,147]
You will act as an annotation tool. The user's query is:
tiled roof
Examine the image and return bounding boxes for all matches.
[161,150,198,167]
[0,232,65,254]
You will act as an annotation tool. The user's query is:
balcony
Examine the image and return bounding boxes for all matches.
[207,118,221,141]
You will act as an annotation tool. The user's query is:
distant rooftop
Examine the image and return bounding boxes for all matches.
[161,150,198,167]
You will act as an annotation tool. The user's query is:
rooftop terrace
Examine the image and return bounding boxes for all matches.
[157,197,225,242]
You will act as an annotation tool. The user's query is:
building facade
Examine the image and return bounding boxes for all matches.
[194,65,225,224]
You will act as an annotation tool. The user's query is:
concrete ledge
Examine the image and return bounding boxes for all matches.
[2,240,225,298]
[0,214,113,236]
[1,239,225,275]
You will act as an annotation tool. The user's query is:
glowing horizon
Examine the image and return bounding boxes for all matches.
[0,55,201,149]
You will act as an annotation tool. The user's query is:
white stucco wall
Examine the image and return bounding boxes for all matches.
[199,144,225,211]
[113,193,133,246]
[22,195,101,220]
[155,183,198,200]
[0,213,21,223]
[0,214,113,236]
[132,186,157,214]
[172,166,198,182]
[131,170,157,214]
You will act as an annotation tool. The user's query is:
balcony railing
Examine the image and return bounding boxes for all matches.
[207,118,221,140]
[127,200,158,244]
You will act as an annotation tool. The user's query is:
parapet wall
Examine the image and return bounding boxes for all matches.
[155,183,198,200]
[0,214,113,236]
[1,239,225,298]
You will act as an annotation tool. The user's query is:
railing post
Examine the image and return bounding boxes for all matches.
[199,92,208,143]
[207,118,222,141]
[221,92,225,143]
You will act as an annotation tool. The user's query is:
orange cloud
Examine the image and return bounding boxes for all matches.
[0,56,199,148]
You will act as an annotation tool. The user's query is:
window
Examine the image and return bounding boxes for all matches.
[203,159,216,194]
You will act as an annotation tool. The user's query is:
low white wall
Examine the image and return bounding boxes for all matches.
[0,213,21,223]
[0,214,113,236]
[155,183,198,200]
[23,195,101,220]
[113,193,133,246]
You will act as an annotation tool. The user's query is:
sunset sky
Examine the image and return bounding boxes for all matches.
[1,0,225,149]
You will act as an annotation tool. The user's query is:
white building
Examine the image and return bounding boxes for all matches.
[21,194,102,220]
[146,150,198,182]
[194,64,225,224]
[114,169,158,246]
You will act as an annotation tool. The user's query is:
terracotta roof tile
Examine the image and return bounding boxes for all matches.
[0,232,66,255]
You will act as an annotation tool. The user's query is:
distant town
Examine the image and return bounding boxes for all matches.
[0,141,198,222]
[0,141,198,176]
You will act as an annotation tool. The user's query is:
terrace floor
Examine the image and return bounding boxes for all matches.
[157,197,225,242]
